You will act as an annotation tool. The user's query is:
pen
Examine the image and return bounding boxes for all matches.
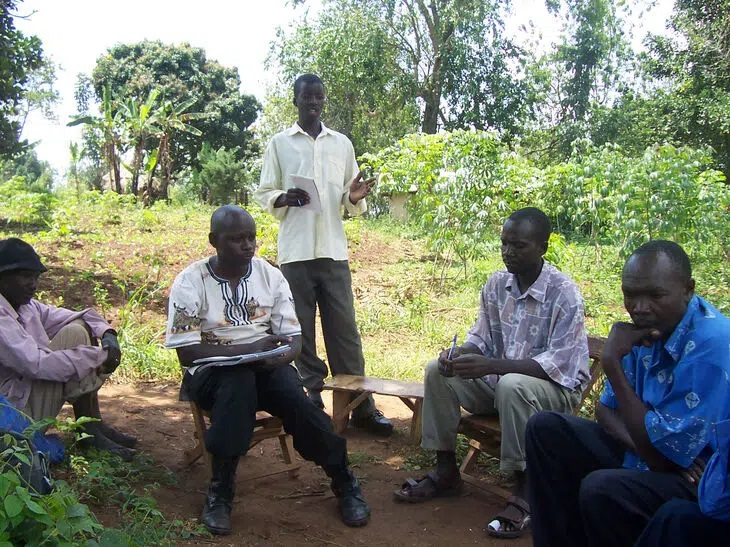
[297,199,302,207]
[447,334,457,359]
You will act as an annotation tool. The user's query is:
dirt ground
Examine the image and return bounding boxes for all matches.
[95,383,533,547]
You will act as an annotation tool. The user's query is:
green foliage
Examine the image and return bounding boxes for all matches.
[0,178,56,227]
[0,146,54,192]
[0,0,44,157]
[0,432,102,545]
[367,131,728,274]
[88,40,260,182]
[186,143,254,205]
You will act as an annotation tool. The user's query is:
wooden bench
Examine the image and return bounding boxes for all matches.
[184,402,300,481]
[323,375,425,444]
[457,335,606,498]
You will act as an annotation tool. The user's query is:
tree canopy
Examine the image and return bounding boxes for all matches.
[0,0,45,158]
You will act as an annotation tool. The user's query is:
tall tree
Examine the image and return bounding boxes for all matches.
[268,3,419,154]
[88,41,260,179]
[0,0,45,157]
[284,0,531,137]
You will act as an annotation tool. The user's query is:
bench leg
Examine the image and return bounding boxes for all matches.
[331,390,353,434]
[278,433,300,479]
[459,439,481,475]
[409,398,423,445]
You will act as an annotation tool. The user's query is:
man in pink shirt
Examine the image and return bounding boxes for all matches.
[0,238,136,460]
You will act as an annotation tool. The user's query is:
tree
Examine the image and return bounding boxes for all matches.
[0,0,45,157]
[187,144,253,205]
[268,3,419,154]
[285,0,532,137]
[641,0,730,178]
[88,41,260,179]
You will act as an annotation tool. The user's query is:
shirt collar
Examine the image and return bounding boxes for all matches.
[504,261,552,303]
[663,295,700,361]
[286,121,333,137]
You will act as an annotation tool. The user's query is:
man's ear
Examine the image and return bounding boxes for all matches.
[539,239,549,256]
[208,231,217,248]
[685,278,696,303]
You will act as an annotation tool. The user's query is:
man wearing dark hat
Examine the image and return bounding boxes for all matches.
[0,237,137,460]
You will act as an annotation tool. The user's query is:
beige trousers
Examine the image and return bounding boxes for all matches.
[23,320,107,421]
[421,359,581,473]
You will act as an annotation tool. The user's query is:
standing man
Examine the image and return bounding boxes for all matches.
[393,208,590,540]
[525,240,730,547]
[255,73,392,436]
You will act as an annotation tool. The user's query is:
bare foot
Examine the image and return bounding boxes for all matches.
[98,422,138,448]
[79,430,136,462]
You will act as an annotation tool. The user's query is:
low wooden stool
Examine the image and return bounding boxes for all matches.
[183,402,300,481]
[323,375,425,444]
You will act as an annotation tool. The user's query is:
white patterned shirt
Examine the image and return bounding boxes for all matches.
[465,261,590,390]
[165,257,301,349]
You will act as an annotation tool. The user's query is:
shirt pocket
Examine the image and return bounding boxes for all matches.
[246,294,275,322]
[326,158,346,188]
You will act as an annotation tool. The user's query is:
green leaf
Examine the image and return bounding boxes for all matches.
[3,494,23,518]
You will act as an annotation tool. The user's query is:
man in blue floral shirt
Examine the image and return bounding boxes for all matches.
[525,240,730,547]
[636,417,730,545]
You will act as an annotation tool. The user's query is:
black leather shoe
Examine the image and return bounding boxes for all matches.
[331,469,370,527]
[201,495,232,535]
[308,389,325,410]
[351,408,394,437]
[201,456,238,535]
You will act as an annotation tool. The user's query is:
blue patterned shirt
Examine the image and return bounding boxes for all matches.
[600,296,730,470]
[699,418,730,521]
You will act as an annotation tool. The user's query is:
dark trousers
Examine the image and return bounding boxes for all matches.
[526,411,697,547]
[281,258,375,416]
[188,364,347,467]
[636,499,730,546]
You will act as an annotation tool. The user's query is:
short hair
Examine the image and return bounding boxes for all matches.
[507,207,552,243]
[293,74,324,98]
[209,204,251,234]
[629,240,692,281]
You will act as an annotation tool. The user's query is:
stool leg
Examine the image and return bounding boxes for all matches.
[331,391,352,433]
[410,398,423,445]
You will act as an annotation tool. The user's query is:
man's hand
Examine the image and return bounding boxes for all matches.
[100,331,121,374]
[437,346,463,377]
[451,354,493,379]
[679,457,707,485]
[603,322,661,366]
[274,188,310,208]
[249,334,292,353]
[348,171,375,204]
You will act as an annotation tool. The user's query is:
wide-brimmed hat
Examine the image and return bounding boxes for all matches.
[0,238,47,274]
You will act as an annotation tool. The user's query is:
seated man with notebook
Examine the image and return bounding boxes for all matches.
[165,205,370,535]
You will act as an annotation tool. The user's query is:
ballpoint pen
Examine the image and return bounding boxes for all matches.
[447,334,457,359]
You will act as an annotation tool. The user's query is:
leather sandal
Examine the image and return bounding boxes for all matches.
[393,471,462,503]
[486,495,531,538]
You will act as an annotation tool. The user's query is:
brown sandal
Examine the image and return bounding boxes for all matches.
[393,472,463,503]
[486,495,531,538]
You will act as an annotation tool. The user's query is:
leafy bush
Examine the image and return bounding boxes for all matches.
[0,178,56,227]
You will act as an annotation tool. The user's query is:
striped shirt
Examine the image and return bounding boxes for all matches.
[465,261,590,391]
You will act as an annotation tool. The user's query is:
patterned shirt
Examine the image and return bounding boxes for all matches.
[165,257,301,350]
[465,261,590,390]
[0,295,111,410]
[255,122,366,265]
[699,418,730,521]
[600,296,730,471]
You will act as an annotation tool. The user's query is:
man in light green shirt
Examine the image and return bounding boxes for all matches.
[255,73,393,436]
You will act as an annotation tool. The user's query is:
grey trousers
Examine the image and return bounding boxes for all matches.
[281,258,375,415]
[23,320,107,421]
[421,359,581,473]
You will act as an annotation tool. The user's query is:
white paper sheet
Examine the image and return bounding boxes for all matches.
[290,175,322,214]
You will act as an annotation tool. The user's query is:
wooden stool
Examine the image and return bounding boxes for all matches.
[183,402,300,481]
[323,375,425,444]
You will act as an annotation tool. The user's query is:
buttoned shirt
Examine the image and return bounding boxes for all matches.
[465,261,590,391]
[165,257,301,350]
[255,122,366,265]
[600,296,730,471]
[699,418,730,521]
[0,294,111,410]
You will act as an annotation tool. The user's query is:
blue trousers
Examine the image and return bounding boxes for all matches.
[526,411,697,547]
[188,364,347,468]
[636,499,730,546]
